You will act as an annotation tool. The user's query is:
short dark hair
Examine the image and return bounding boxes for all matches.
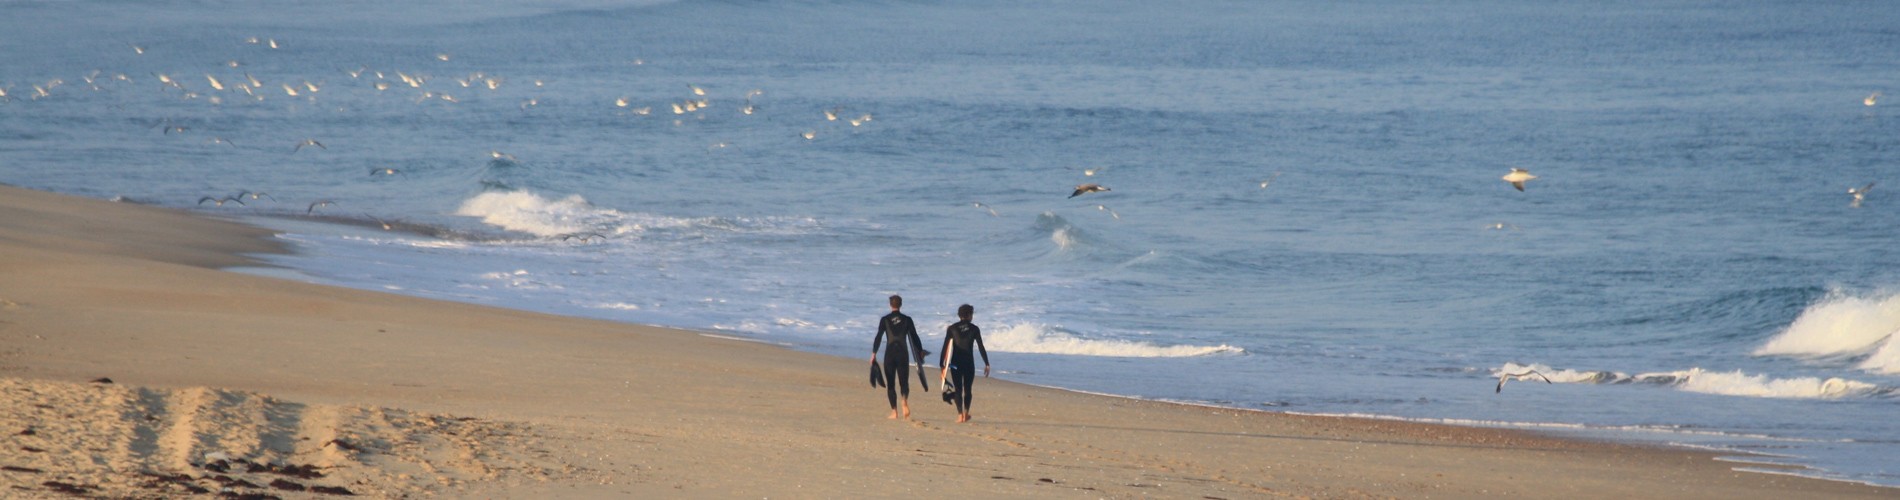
[958,304,974,319]
[889,295,903,308]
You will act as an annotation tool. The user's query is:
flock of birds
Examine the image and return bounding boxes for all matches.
[0,35,909,234]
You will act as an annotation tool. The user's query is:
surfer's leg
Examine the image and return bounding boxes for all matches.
[882,361,903,416]
[953,363,975,421]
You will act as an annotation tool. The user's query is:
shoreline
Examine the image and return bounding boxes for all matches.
[1,183,1891,498]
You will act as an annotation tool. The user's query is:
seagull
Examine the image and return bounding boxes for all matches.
[1501,168,1536,192]
[0,87,11,102]
[237,191,275,201]
[1867,92,1881,107]
[687,84,705,96]
[369,167,401,176]
[1079,166,1106,177]
[801,130,817,140]
[207,137,237,147]
[1258,171,1283,189]
[198,196,244,207]
[1486,222,1520,231]
[1069,183,1111,198]
[824,107,841,121]
[162,125,189,135]
[1849,182,1875,208]
[489,151,517,161]
[130,44,145,55]
[435,53,451,62]
[294,139,326,152]
[1496,369,1553,393]
[306,200,334,214]
[367,214,394,230]
[1094,204,1121,220]
[972,202,999,217]
[204,75,225,90]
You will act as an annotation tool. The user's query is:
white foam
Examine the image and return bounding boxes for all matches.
[455,191,614,237]
[1654,368,1877,399]
[984,323,1242,358]
[1754,289,1900,373]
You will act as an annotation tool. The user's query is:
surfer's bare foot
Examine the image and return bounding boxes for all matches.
[901,401,911,419]
[888,410,898,419]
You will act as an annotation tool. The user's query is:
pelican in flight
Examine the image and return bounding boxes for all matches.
[1496,369,1553,393]
[1849,182,1875,208]
[561,232,609,243]
[294,139,326,152]
[198,196,244,207]
[1501,168,1536,192]
[1069,183,1111,198]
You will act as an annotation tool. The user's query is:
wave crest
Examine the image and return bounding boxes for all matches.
[1494,362,1890,399]
[1753,288,1900,374]
[986,323,1242,358]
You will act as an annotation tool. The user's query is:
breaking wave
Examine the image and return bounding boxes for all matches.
[1493,362,1892,400]
[1753,288,1900,374]
[986,323,1242,358]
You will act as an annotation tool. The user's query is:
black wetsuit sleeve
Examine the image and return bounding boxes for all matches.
[872,316,888,355]
[975,325,990,365]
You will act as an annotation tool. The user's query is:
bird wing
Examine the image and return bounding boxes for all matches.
[1511,181,1526,192]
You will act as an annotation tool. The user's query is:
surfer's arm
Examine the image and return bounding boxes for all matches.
[976,328,990,375]
[870,321,887,361]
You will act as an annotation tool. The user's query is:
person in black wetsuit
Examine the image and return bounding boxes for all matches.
[939,303,990,423]
[870,294,928,419]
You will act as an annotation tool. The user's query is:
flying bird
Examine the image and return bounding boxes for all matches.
[1867,92,1881,107]
[1258,171,1283,189]
[293,139,326,152]
[198,196,244,207]
[369,167,401,176]
[1849,182,1875,208]
[1496,369,1553,393]
[1094,204,1121,220]
[306,200,334,214]
[1501,168,1537,192]
[972,202,999,217]
[1069,183,1111,198]
[561,232,609,243]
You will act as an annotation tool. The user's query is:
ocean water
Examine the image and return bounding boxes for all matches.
[4,0,1899,487]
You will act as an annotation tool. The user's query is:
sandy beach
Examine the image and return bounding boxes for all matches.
[0,183,1889,499]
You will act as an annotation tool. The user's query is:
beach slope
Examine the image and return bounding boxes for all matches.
[0,184,1888,498]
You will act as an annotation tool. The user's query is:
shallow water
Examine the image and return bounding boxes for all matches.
[3,0,1897,486]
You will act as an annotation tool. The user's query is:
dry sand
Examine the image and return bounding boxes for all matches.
[0,183,1891,499]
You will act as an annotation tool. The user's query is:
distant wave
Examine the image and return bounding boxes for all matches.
[986,323,1242,358]
[453,190,817,240]
[455,191,621,237]
[1753,288,1900,374]
[1494,363,1892,400]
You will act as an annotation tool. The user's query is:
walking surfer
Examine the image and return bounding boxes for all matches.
[870,295,928,419]
[939,304,990,423]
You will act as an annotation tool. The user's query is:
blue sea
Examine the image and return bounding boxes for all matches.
[4,0,1898,487]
